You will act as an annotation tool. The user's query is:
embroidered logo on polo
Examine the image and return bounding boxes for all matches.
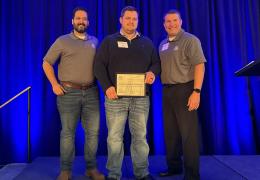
[91,43,96,48]
[174,46,179,51]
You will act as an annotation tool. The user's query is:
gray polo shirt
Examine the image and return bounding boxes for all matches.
[159,29,206,84]
[43,32,98,84]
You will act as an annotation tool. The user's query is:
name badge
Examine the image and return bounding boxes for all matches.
[117,41,128,48]
[161,43,169,51]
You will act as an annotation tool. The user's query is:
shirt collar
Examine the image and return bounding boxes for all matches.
[119,29,140,40]
[70,31,89,41]
[168,29,184,42]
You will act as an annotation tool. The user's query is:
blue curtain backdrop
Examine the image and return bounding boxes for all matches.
[1,0,260,164]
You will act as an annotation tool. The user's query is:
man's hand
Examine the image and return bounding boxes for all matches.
[106,86,118,100]
[187,92,200,111]
[145,71,155,84]
[52,83,66,96]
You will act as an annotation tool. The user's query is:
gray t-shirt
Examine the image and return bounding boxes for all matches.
[43,32,98,84]
[159,29,206,84]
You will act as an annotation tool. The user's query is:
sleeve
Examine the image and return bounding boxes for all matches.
[149,44,161,76]
[43,38,63,65]
[186,37,206,65]
[94,37,113,92]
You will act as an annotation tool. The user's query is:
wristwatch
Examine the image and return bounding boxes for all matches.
[193,88,201,93]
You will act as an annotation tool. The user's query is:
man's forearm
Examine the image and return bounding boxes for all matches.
[42,61,59,86]
[194,63,205,90]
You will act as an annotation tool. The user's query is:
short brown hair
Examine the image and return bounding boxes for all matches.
[72,7,87,19]
[164,9,181,20]
[120,6,138,17]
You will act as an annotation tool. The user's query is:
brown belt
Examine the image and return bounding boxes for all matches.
[61,81,96,90]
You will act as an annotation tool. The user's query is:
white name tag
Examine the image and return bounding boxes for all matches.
[117,41,128,48]
[161,43,169,51]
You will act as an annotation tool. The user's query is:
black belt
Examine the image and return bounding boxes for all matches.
[163,81,194,88]
[163,84,175,88]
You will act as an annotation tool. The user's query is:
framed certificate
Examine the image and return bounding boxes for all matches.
[116,73,146,97]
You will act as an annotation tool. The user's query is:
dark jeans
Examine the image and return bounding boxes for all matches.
[163,81,200,180]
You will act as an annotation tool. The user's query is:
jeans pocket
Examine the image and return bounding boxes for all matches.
[62,86,74,94]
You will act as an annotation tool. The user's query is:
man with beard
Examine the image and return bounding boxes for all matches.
[94,6,160,180]
[43,7,104,180]
[159,9,206,180]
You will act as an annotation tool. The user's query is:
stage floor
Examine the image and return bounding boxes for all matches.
[1,155,259,180]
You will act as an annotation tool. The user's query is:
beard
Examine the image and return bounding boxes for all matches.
[73,23,87,33]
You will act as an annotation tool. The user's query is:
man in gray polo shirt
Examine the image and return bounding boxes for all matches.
[159,9,206,180]
[42,7,104,180]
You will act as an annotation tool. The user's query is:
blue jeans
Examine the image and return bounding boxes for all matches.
[57,85,100,171]
[105,97,150,179]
